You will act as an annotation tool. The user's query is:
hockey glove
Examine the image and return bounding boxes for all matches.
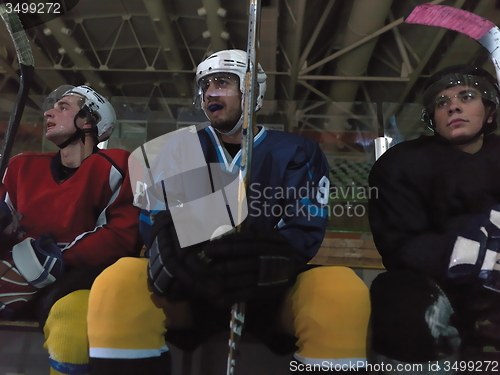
[447,205,500,289]
[147,210,204,301]
[0,201,23,237]
[178,227,296,307]
[479,206,500,292]
[0,234,64,318]
[12,234,65,289]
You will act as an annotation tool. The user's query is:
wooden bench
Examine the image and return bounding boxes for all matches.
[311,231,384,269]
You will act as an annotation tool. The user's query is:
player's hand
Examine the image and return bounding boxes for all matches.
[448,205,500,290]
[147,210,204,301]
[148,211,296,306]
[12,234,64,289]
[479,208,500,292]
[191,227,296,307]
[0,201,24,238]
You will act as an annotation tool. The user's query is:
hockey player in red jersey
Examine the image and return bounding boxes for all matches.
[0,85,142,375]
[86,50,370,374]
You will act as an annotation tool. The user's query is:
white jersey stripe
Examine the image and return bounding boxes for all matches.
[62,166,122,251]
[89,345,169,359]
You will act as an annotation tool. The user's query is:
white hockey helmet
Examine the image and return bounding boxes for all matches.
[194,49,267,112]
[61,85,116,142]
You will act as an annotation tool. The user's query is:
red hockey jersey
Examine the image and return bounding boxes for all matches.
[1,148,142,268]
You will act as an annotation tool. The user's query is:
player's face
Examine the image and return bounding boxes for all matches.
[433,85,493,144]
[44,94,85,144]
[201,73,242,132]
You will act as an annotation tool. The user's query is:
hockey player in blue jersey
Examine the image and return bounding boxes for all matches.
[86,49,370,374]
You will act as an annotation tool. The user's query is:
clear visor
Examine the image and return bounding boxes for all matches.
[193,72,240,109]
[42,85,76,112]
[423,74,499,114]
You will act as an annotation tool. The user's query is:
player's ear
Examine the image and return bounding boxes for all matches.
[487,109,496,123]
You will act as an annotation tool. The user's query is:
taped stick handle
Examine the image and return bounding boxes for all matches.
[0,5,35,179]
[0,63,34,178]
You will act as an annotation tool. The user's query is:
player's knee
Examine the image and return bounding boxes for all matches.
[93,257,147,291]
[289,267,369,360]
[297,266,369,306]
[293,266,370,328]
[370,270,459,362]
[44,290,89,363]
[45,289,89,332]
[88,257,169,350]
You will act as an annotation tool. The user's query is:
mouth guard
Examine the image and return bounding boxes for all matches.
[209,104,223,112]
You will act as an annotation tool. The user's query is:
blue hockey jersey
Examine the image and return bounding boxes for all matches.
[129,125,330,264]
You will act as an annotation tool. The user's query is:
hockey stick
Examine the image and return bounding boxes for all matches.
[226,1,261,374]
[0,1,35,179]
[405,4,500,86]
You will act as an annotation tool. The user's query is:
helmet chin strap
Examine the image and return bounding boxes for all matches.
[214,115,244,136]
[56,110,96,149]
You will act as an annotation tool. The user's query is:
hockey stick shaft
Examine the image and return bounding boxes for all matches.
[227,1,261,374]
[405,4,500,86]
[0,3,35,179]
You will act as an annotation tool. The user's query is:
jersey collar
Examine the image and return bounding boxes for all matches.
[204,125,267,173]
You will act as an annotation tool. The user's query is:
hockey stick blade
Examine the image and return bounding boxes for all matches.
[0,3,35,179]
[405,4,500,85]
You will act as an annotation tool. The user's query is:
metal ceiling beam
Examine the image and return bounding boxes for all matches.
[0,57,45,109]
[287,0,306,99]
[299,0,447,76]
[44,17,112,97]
[396,0,467,105]
[200,0,228,53]
[143,0,192,98]
[297,0,337,70]
[259,6,279,113]
[0,29,67,99]
[389,12,412,75]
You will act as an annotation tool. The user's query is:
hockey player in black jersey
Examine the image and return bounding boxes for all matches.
[369,65,500,372]
[85,49,371,374]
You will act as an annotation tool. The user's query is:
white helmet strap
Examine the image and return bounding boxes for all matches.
[213,114,244,136]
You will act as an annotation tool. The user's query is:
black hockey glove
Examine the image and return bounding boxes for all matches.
[147,210,296,307]
[179,227,296,307]
[447,205,500,291]
[147,210,204,301]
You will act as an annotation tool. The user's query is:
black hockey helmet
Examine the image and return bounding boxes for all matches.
[421,65,500,135]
